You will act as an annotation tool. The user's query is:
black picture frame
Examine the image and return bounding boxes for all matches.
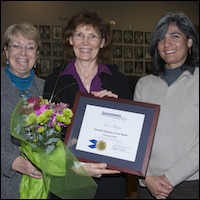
[124,46,133,59]
[41,42,51,56]
[113,45,122,58]
[145,47,151,59]
[134,31,143,44]
[124,30,133,43]
[53,43,63,57]
[124,61,133,74]
[145,61,153,74]
[40,59,51,73]
[145,32,152,44]
[65,92,160,176]
[39,25,50,40]
[113,60,123,73]
[135,61,143,74]
[53,59,65,69]
[134,46,143,59]
[52,26,63,40]
[112,30,122,43]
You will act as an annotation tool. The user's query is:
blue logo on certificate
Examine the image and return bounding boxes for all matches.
[88,139,106,151]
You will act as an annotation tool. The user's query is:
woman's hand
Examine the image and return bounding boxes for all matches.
[142,175,173,199]
[91,90,118,98]
[72,162,120,178]
[12,156,42,178]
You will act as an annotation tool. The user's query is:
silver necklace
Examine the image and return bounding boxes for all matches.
[18,84,33,97]
[7,74,34,97]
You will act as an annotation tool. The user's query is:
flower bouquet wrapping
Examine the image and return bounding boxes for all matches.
[10,96,97,199]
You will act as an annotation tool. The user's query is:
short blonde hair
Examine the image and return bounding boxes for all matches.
[2,22,42,62]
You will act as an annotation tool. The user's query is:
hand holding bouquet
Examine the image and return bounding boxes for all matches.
[10,96,97,199]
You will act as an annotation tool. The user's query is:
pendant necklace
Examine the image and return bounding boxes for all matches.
[85,84,90,92]
[18,83,33,97]
[5,66,36,97]
[13,80,34,97]
[7,74,34,97]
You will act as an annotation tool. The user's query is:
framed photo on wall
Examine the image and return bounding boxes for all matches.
[53,59,65,69]
[53,43,63,57]
[124,46,133,59]
[124,61,133,74]
[113,45,122,58]
[145,32,152,44]
[41,42,51,56]
[112,30,122,43]
[134,46,143,59]
[134,31,143,44]
[39,25,50,40]
[135,61,143,74]
[145,61,153,74]
[113,60,123,73]
[145,47,151,59]
[40,59,51,73]
[52,26,63,40]
[124,30,133,43]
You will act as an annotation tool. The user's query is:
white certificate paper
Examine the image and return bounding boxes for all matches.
[76,105,145,162]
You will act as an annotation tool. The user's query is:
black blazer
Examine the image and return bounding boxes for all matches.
[43,64,131,199]
[43,64,131,108]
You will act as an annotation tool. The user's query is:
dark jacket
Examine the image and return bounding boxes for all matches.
[43,64,131,199]
[43,64,131,107]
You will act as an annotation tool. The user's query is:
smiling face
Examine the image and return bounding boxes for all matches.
[157,24,193,69]
[4,33,38,77]
[69,24,105,63]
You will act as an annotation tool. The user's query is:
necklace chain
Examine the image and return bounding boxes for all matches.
[18,84,33,97]
[6,74,34,97]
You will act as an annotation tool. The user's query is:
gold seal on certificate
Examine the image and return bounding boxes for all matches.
[96,140,106,151]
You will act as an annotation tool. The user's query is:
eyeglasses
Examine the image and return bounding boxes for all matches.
[8,44,37,54]
[73,32,101,41]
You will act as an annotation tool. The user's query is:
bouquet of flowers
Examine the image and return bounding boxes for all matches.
[10,96,97,199]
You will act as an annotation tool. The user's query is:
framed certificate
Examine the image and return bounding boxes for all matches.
[65,92,160,177]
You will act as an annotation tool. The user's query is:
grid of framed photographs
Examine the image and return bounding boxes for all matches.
[36,26,153,77]
[112,29,153,76]
[35,25,65,78]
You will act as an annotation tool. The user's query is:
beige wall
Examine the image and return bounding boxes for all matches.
[1,1,199,76]
[1,1,199,38]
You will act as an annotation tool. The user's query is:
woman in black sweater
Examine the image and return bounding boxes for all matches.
[43,10,131,199]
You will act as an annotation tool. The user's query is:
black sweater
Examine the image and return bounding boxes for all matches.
[43,64,131,108]
[43,64,131,199]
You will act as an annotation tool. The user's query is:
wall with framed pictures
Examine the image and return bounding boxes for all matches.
[36,25,153,78]
[112,29,153,76]
[2,2,198,198]
[35,25,65,78]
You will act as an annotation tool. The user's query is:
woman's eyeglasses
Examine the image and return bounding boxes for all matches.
[8,44,37,54]
[73,32,101,42]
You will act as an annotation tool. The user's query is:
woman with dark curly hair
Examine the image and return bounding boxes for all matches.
[44,10,131,199]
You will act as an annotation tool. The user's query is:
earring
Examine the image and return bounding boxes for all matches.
[6,59,9,65]
[33,63,37,68]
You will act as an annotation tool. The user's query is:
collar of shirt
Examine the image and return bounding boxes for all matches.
[60,60,112,92]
